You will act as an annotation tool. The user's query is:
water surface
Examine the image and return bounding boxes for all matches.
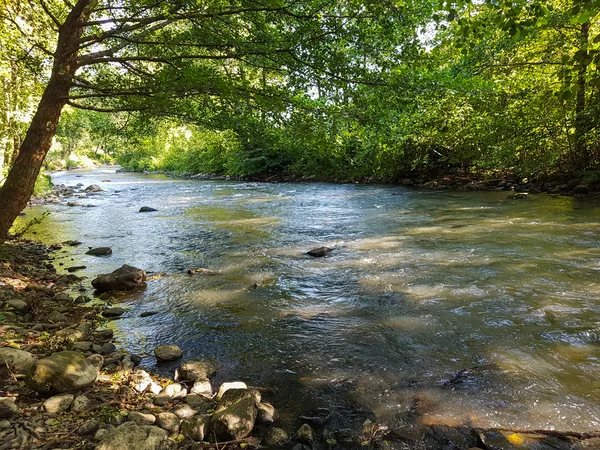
[17,168,600,432]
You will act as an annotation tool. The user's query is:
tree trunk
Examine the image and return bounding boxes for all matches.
[573,21,590,170]
[0,0,92,244]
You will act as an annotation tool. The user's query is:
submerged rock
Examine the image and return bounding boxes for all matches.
[306,247,333,257]
[86,247,113,256]
[139,206,158,212]
[26,351,97,393]
[92,265,146,292]
[154,345,183,362]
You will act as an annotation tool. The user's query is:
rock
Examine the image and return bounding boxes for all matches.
[217,381,247,399]
[87,354,104,372]
[0,420,11,429]
[84,184,103,193]
[64,240,82,246]
[306,247,333,257]
[54,293,72,302]
[172,404,196,419]
[156,412,180,433]
[95,428,110,440]
[67,201,83,207]
[149,382,163,395]
[67,266,87,273]
[190,379,212,396]
[71,395,90,412]
[72,341,93,352]
[96,422,175,450]
[573,184,590,195]
[187,268,217,275]
[92,265,146,292]
[131,370,153,393]
[0,399,17,419]
[128,411,156,425]
[44,393,74,414]
[102,307,126,318]
[181,415,211,441]
[47,311,68,323]
[154,344,183,362]
[93,329,114,342]
[0,348,37,374]
[101,343,117,354]
[86,247,113,256]
[507,192,529,200]
[176,360,216,381]
[257,402,276,424]
[211,389,260,440]
[77,419,100,436]
[140,311,159,317]
[139,206,158,212]
[6,299,28,312]
[264,427,289,446]
[153,393,171,407]
[297,424,314,444]
[164,383,183,397]
[27,351,97,393]
[184,394,214,413]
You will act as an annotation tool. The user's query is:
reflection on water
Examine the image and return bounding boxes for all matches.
[16,168,600,431]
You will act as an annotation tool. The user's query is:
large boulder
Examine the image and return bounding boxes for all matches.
[0,348,36,374]
[26,351,97,393]
[96,422,175,450]
[92,265,146,293]
[210,389,260,441]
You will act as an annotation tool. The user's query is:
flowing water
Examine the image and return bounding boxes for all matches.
[16,167,600,432]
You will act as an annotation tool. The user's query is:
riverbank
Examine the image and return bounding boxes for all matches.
[122,168,600,197]
[3,236,600,450]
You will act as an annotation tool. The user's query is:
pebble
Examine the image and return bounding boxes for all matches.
[71,395,90,412]
[127,411,156,425]
[102,307,125,318]
[44,393,74,414]
[172,404,196,419]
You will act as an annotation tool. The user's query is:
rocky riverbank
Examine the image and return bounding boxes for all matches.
[3,235,600,449]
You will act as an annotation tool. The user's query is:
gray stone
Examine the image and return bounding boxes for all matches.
[128,411,156,425]
[54,293,72,302]
[306,247,333,257]
[297,424,314,443]
[87,354,104,372]
[47,311,68,323]
[0,348,36,374]
[211,389,260,440]
[44,393,74,414]
[71,395,90,412]
[139,206,158,212]
[77,419,99,436]
[156,412,180,433]
[264,427,289,446]
[6,299,28,312]
[184,394,214,413]
[257,402,276,424]
[140,311,159,317]
[172,404,196,419]
[26,351,97,393]
[95,428,110,440]
[181,415,210,442]
[84,184,103,193]
[92,265,146,292]
[217,381,247,399]
[152,394,171,407]
[154,344,183,362]
[190,379,212,396]
[93,344,103,353]
[176,359,216,382]
[86,247,112,256]
[93,329,114,342]
[101,343,117,354]
[96,422,175,450]
[0,399,17,419]
[102,307,126,318]
[72,341,93,352]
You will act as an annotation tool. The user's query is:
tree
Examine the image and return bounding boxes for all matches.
[0,0,419,243]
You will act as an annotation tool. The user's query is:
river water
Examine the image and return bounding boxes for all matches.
[16,167,600,432]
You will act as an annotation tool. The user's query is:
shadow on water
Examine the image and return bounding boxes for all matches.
[14,169,600,448]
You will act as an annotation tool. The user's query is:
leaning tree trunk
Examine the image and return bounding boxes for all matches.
[573,21,590,170]
[0,0,91,244]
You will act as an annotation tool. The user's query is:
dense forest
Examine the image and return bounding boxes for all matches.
[0,0,599,240]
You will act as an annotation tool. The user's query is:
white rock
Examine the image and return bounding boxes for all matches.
[216,381,247,400]
[190,379,212,397]
[164,383,182,398]
[44,394,74,414]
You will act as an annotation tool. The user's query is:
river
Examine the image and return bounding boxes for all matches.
[16,167,600,433]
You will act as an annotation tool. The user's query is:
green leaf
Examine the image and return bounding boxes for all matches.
[536,17,548,27]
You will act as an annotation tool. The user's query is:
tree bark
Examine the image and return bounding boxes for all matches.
[573,21,590,170]
[0,0,92,243]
